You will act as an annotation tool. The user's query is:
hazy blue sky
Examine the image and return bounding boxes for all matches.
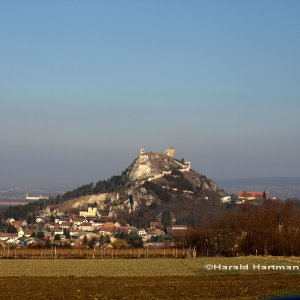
[1,1,300,188]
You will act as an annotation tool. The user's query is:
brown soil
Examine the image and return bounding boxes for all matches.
[0,275,300,300]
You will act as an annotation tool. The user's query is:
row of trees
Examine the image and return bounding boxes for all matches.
[26,232,143,249]
[181,199,300,256]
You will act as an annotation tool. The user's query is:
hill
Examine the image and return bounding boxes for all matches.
[5,147,228,227]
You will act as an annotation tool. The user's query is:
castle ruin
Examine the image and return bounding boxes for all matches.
[165,147,175,158]
[139,147,175,158]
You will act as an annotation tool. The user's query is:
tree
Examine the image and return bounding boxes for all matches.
[128,233,143,248]
[7,224,17,233]
[88,237,97,248]
[99,235,110,246]
[129,193,134,211]
[27,214,35,224]
[45,240,51,248]
[161,211,173,228]
[82,235,88,246]
[112,239,129,249]
[50,214,55,222]
[63,228,71,239]
[37,231,45,239]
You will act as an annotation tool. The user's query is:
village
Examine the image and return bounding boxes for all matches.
[0,190,269,250]
[0,204,189,250]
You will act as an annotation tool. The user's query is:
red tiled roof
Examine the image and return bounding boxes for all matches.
[23,230,36,235]
[80,222,94,227]
[238,191,268,198]
[69,229,85,234]
[102,222,114,228]
[99,216,113,222]
[59,222,73,227]
[150,221,162,228]
[0,233,18,238]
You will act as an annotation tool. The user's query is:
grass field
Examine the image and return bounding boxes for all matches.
[0,257,299,299]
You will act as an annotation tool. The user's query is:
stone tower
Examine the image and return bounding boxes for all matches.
[140,148,145,156]
[165,147,175,158]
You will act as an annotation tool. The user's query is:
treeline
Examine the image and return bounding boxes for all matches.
[5,175,127,220]
[183,199,300,256]
[63,175,126,201]
[0,218,17,233]
[5,198,60,220]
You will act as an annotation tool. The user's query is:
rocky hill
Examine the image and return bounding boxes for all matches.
[44,147,227,227]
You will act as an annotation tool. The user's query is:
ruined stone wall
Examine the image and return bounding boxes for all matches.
[165,147,175,158]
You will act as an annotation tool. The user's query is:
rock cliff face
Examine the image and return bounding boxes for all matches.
[52,147,226,226]
[126,149,190,183]
[125,148,222,194]
[54,192,119,212]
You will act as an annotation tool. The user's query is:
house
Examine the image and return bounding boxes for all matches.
[114,222,121,228]
[17,229,25,238]
[79,222,95,232]
[236,199,245,204]
[36,222,46,230]
[171,225,188,230]
[11,221,23,230]
[138,229,147,241]
[6,218,15,224]
[92,221,104,227]
[150,221,162,229]
[99,216,113,222]
[52,227,64,236]
[79,206,98,218]
[147,227,164,238]
[56,216,73,224]
[166,225,188,238]
[23,229,37,237]
[220,196,231,203]
[97,222,115,236]
[0,233,18,241]
[238,191,268,201]
[114,226,132,236]
[130,228,147,241]
[137,229,147,238]
[25,194,49,200]
[69,229,86,238]
[44,222,56,230]
[72,217,87,229]
[35,217,45,223]
[58,222,73,229]
[103,222,114,229]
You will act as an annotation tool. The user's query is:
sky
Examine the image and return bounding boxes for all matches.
[1,1,300,188]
